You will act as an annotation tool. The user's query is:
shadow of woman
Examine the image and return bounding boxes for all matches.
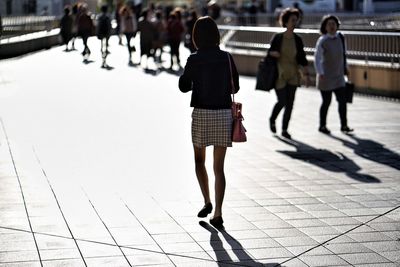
[275,136,380,183]
[199,221,282,267]
[327,134,400,171]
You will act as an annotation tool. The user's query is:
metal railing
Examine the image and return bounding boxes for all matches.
[219,13,400,31]
[1,16,58,38]
[218,25,400,65]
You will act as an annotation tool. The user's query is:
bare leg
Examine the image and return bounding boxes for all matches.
[193,146,211,205]
[213,146,227,217]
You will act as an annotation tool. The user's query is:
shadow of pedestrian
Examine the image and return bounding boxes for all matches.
[83,59,95,64]
[275,136,380,183]
[199,221,283,267]
[327,134,400,171]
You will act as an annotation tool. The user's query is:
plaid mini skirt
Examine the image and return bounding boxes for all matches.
[192,108,233,148]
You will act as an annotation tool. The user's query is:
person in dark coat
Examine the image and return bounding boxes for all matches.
[96,4,112,68]
[137,9,156,68]
[184,9,198,53]
[60,6,73,51]
[268,8,310,139]
[179,16,240,228]
[167,10,184,69]
[77,4,94,60]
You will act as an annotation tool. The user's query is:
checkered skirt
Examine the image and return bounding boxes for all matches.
[192,108,233,147]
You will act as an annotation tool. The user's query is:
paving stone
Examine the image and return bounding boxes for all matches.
[41,259,86,266]
[299,254,349,266]
[338,252,392,265]
[0,250,39,263]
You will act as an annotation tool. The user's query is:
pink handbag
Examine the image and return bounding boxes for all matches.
[227,53,247,143]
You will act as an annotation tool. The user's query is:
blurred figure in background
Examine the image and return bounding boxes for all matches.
[152,10,167,64]
[184,9,198,53]
[120,5,137,65]
[97,4,112,68]
[268,8,309,139]
[248,0,258,26]
[115,0,124,45]
[77,4,94,61]
[70,3,79,50]
[314,15,353,134]
[60,6,73,51]
[167,10,184,70]
[137,9,156,69]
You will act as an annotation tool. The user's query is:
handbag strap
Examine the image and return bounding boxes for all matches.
[226,52,235,103]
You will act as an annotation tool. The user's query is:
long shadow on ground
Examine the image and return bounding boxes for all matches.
[275,136,380,183]
[200,221,282,267]
[327,134,400,171]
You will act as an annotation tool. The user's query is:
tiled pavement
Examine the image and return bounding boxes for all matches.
[0,36,399,266]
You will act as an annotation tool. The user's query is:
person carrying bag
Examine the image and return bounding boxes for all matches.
[314,15,354,135]
[179,16,240,228]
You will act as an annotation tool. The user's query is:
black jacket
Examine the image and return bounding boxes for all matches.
[179,47,239,109]
[268,32,308,66]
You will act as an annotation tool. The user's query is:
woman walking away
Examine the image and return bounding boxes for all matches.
[314,15,353,134]
[167,10,184,70]
[179,16,239,228]
[60,6,73,51]
[77,4,94,60]
[268,8,309,139]
[120,5,137,65]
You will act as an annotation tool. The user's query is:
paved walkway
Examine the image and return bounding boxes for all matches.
[0,36,399,267]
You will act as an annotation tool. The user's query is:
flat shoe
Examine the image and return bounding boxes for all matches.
[197,203,212,218]
[319,126,331,134]
[341,126,354,133]
[209,216,224,228]
[282,131,291,139]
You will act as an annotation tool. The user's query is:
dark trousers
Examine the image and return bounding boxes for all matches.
[320,87,347,127]
[270,84,297,131]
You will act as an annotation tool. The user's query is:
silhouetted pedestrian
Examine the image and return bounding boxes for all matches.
[184,9,198,53]
[152,10,167,64]
[314,15,353,134]
[70,3,79,50]
[77,4,94,60]
[179,16,240,229]
[248,0,258,26]
[167,10,184,69]
[120,5,137,65]
[268,8,309,139]
[97,4,112,68]
[137,9,156,69]
[60,6,73,51]
[115,0,124,45]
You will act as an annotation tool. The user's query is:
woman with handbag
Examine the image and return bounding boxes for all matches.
[314,15,353,134]
[179,16,239,228]
[268,8,309,139]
